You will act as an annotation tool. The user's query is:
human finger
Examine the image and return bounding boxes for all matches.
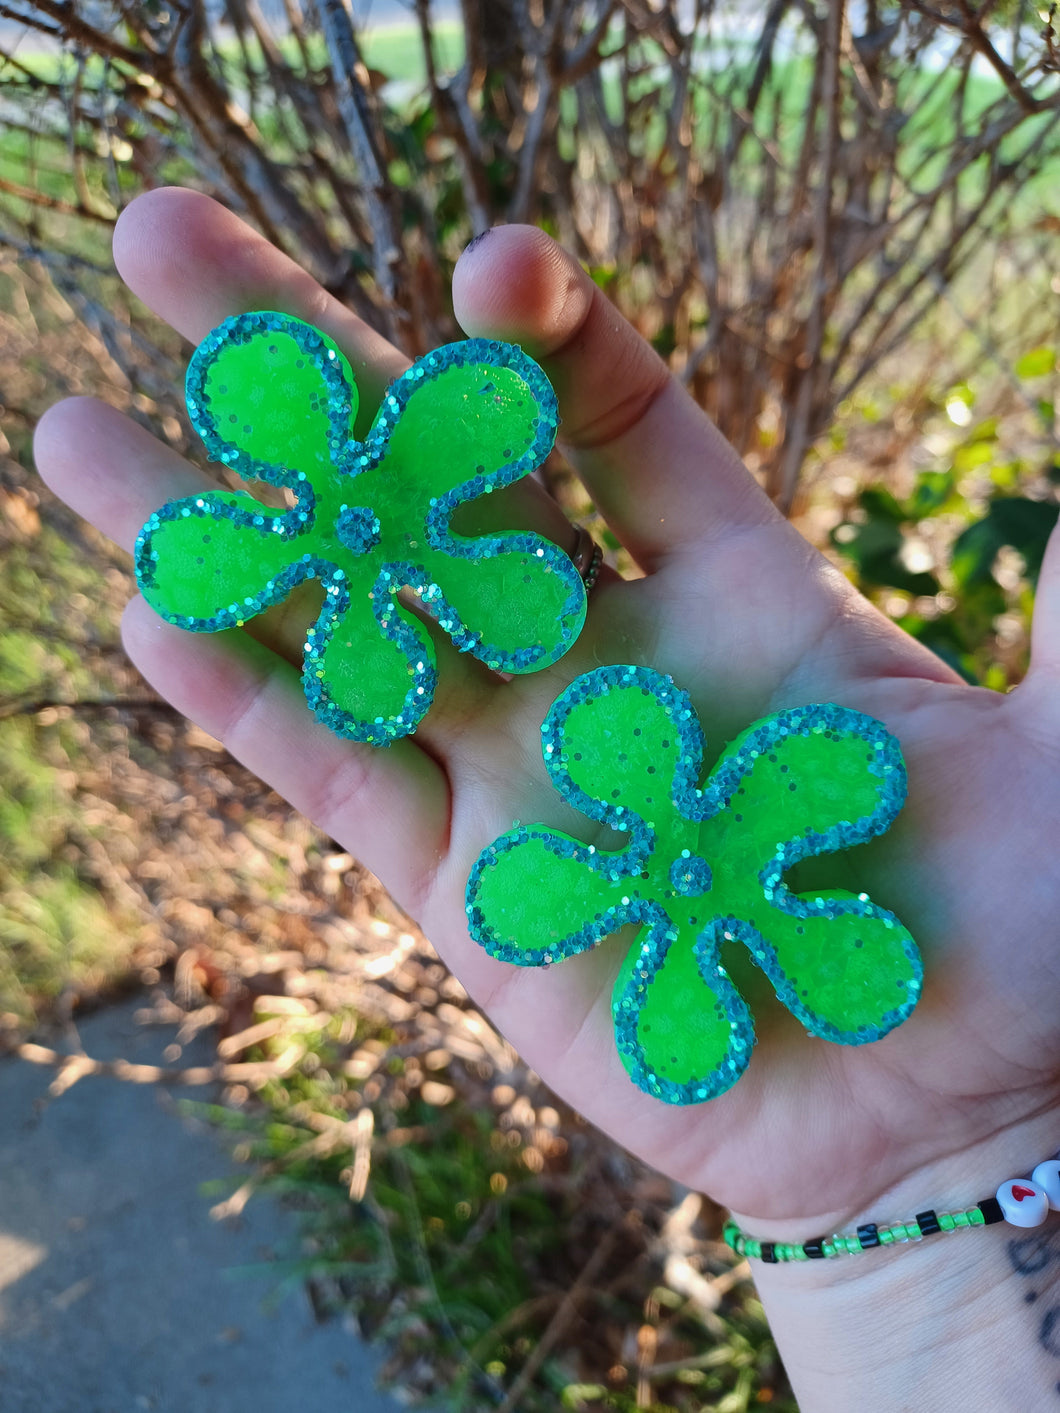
[120,597,449,910]
[33,395,504,741]
[452,224,779,571]
[1025,513,1060,708]
[114,186,405,412]
[35,396,213,550]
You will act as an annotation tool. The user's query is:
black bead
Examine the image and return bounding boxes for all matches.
[759,1242,778,1263]
[857,1223,880,1249]
[916,1209,941,1236]
[978,1197,1005,1226]
[803,1237,827,1259]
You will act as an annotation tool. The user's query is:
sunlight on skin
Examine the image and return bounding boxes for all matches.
[0,1233,47,1299]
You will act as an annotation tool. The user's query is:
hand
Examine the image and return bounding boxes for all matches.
[35,188,1060,1239]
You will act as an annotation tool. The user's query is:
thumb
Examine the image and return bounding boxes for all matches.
[1025,509,1060,689]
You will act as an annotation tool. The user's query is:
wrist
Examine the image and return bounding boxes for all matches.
[729,1112,1060,1412]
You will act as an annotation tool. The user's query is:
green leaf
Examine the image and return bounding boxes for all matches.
[831,511,939,596]
[950,497,1060,588]
[858,486,905,523]
[907,469,957,518]
[1015,346,1056,379]
[988,460,1023,492]
[966,416,999,444]
[953,440,996,474]
[944,381,975,409]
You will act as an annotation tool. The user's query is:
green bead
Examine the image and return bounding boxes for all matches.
[939,1212,955,1231]
[879,1227,895,1244]
[953,1211,970,1228]
[969,1207,986,1226]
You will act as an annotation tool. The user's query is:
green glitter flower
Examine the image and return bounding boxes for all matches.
[466,665,922,1105]
[135,311,587,744]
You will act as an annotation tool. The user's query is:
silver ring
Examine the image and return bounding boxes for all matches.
[569,525,604,593]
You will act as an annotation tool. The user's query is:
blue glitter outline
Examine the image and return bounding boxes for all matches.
[611,905,757,1105]
[135,487,318,629]
[466,827,648,968]
[696,703,921,1043]
[136,313,587,743]
[466,667,680,965]
[339,338,585,675]
[304,562,439,746]
[186,310,356,490]
[465,665,922,1107]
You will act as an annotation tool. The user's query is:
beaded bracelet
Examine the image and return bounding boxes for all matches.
[725,1153,1060,1264]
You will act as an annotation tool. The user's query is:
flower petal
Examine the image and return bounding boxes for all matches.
[355,340,557,514]
[186,311,358,492]
[406,538,585,672]
[701,702,907,885]
[611,908,755,1104]
[542,665,705,835]
[303,568,437,744]
[466,828,635,966]
[735,892,922,1043]
[135,491,312,628]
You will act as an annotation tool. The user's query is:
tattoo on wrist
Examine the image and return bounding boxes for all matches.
[1007,1226,1060,1392]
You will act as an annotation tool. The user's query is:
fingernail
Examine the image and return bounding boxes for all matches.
[463,228,494,256]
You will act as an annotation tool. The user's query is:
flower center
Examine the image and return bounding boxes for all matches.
[336,505,382,556]
[668,851,713,897]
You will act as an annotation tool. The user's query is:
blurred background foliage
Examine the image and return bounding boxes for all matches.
[2,1,1060,1408]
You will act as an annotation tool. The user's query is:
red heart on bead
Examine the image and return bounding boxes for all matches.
[1012,1184,1037,1201]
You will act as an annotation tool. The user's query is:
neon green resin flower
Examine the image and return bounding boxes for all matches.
[466,665,922,1105]
[135,311,587,744]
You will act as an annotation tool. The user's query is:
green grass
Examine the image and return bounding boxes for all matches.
[184,999,792,1411]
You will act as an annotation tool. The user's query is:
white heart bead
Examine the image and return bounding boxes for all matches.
[1031,1160,1060,1210]
[996,1178,1050,1227]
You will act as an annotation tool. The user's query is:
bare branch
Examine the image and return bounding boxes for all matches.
[316,0,405,337]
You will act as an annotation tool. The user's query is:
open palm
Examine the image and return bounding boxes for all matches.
[35,189,1060,1233]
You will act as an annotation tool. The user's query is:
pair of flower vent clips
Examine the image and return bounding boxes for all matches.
[134,311,921,1107]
